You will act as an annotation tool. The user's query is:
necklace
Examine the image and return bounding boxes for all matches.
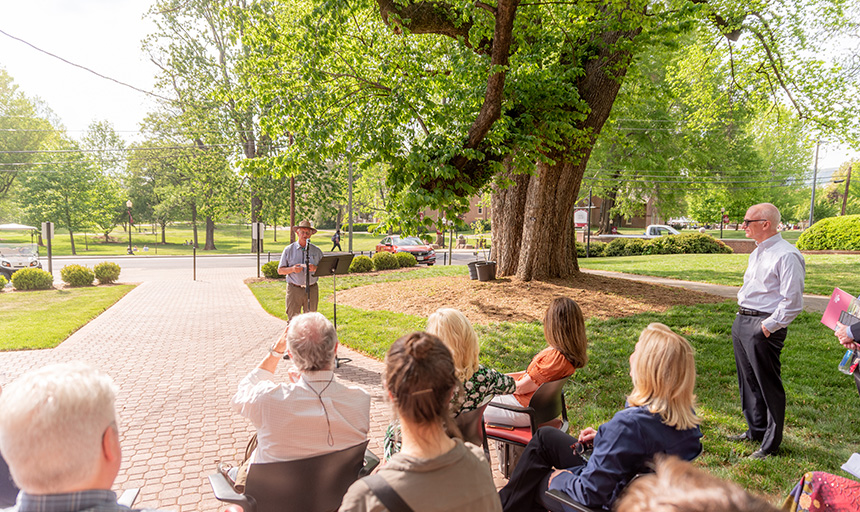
[305,372,336,446]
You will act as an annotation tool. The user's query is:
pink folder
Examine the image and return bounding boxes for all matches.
[821,287,855,330]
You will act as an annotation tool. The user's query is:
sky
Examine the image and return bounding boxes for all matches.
[0,0,857,172]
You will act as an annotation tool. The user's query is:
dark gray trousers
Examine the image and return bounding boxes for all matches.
[732,314,787,454]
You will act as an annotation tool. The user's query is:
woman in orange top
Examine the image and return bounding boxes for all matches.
[483,297,588,427]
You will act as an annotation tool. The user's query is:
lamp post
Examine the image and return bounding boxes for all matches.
[720,207,725,239]
[126,200,133,255]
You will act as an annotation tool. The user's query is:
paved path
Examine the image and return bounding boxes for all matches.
[581,269,829,313]
[0,265,393,511]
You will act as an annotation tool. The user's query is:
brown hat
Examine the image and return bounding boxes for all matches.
[291,220,317,234]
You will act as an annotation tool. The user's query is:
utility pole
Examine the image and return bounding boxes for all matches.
[808,140,820,228]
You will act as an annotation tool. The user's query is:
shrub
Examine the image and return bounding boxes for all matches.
[576,240,606,258]
[61,264,95,287]
[349,255,373,273]
[0,275,7,290]
[395,252,417,267]
[603,238,632,257]
[11,268,54,290]
[645,235,682,255]
[94,262,122,284]
[796,215,860,251]
[340,222,378,233]
[670,233,732,254]
[624,238,648,256]
[372,251,400,271]
[261,261,283,279]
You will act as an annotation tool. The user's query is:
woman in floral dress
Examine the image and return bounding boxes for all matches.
[384,308,515,459]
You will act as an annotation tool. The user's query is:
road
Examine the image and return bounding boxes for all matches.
[44,249,483,281]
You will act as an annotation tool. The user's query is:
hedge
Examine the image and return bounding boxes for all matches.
[340,222,379,233]
[61,264,95,287]
[11,268,54,290]
[395,252,418,267]
[577,233,730,258]
[797,215,860,250]
[0,275,7,290]
[94,262,121,284]
[261,261,283,279]
[349,255,373,273]
[372,251,400,271]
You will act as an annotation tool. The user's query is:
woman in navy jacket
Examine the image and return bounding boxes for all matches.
[499,323,703,512]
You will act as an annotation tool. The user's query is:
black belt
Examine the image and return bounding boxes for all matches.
[289,283,317,289]
[738,307,768,316]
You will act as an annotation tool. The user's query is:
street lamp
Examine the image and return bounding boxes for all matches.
[126,200,133,255]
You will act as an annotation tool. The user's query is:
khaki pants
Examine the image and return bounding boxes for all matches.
[286,283,318,320]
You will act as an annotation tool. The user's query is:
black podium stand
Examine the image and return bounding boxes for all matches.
[314,253,355,367]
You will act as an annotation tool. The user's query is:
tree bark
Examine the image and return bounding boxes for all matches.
[491,157,530,276]
[69,230,76,256]
[204,216,216,250]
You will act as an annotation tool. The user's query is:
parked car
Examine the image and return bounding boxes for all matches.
[375,236,436,265]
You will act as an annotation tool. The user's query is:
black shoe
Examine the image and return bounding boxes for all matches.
[748,449,770,460]
[727,432,752,442]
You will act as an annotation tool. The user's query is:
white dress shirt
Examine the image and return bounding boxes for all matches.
[231,368,370,463]
[737,233,806,332]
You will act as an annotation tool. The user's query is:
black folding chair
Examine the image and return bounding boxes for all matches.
[208,440,378,512]
[453,401,491,463]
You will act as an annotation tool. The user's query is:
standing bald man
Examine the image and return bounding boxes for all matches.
[728,203,805,459]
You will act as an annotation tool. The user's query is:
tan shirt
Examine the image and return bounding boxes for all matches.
[338,440,502,512]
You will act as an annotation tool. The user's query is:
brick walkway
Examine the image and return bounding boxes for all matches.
[0,265,398,511]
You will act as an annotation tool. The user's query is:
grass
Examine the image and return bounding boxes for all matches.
[0,285,135,350]
[249,266,860,502]
[578,253,860,296]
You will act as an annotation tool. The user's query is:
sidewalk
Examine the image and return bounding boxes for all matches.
[0,266,392,512]
[581,269,829,313]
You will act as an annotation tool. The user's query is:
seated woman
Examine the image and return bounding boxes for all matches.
[499,323,703,512]
[483,297,588,427]
[384,308,516,458]
[339,332,502,512]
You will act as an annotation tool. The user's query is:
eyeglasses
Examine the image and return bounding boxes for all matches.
[741,219,767,227]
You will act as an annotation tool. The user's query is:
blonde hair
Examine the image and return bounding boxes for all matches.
[544,297,588,368]
[427,308,480,382]
[627,323,700,430]
[616,455,779,512]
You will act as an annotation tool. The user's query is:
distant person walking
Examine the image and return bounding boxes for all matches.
[331,229,343,251]
[278,220,324,320]
[728,203,805,460]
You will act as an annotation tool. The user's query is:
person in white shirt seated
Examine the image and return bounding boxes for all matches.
[228,312,370,488]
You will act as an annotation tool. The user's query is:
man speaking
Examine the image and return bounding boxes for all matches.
[278,220,324,320]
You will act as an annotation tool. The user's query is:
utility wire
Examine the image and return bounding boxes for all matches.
[0,27,175,103]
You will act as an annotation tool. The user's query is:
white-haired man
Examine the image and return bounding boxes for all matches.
[0,363,165,512]
[728,203,805,460]
[229,312,370,487]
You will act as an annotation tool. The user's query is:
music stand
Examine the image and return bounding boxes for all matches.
[314,253,355,367]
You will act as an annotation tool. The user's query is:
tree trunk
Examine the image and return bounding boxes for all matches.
[191,203,199,248]
[69,230,77,256]
[597,187,623,234]
[204,216,216,250]
[160,221,167,244]
[491,156,530,276]
[514,152,585,281]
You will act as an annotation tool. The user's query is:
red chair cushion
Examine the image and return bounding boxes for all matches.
[485,425,534,446]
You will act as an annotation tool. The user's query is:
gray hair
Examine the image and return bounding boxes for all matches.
[0,362,118,493]
[288,312,338,371]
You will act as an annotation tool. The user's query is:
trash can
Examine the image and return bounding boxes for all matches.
[476,261,496,281]
[467,260,482,280]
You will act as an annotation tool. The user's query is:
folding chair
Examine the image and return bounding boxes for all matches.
[484,377,570,478]
[208,440,378,512]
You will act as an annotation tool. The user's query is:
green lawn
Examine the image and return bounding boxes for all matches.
[249,266,859,502]
[0,225,390,256]
[0,285,135,350]
[578,253,859,296]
